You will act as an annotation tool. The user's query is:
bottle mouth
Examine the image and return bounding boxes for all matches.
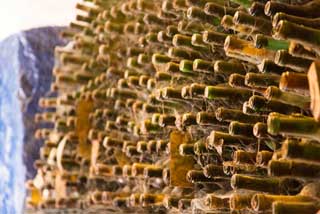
[204,2,220,17]
[229,73,245,88]
[159,114,176,127]
[279,71,290,91]
[124,23,135,34]
[137,141,147,153]
[267,112,281,135]
[152,53,171,65]
[151,113,160,124]
[223,164,232,176]
[203,3,211,13]
[205,194,213,207]
[230,174,242,189]
[268,160,287,176]
[281,139,292,159]
[223,35,232,52]
[250,194,261,211]
[255,151,264,165]
[179,59,193,73]
[281,178,304,195]
[228,121,238,136]
[191,83,206,95]
[167,26,178,37]
[273,20,286,40]
[181,113,195,126]
[196,112,205,125]
[264,86,278,100]
[249,95,267,111]
[213,60,223,72]
[129,194,139,207]
[139,193,156,206]
[215,107,225,121]
[203,165,212,178]
[147,79,156,90]
[202,30,211,44]
[161,87,170,99]
[204,86,211,99]
[186,7,195,20]
[249,2,261,16]
[221,15,233,29]
[162,196,173,209]
[177,20,187,32]
[161,1,173,13]
[172,34,182,47]
[131,164,142,177]
[232,11,241,25]
[112,197,128,208]
[264,1,273,17]
[186,170,196,183]
[123,165,132,177]
[211,132,225,149]
[257,59,270,73]
[229,194,237,210]
[274,50,284,65]
[253,122,264,138]
[272,12,284,28]
[254,34,269,49]
[165,62,179,73]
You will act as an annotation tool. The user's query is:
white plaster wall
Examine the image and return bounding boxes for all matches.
[0,0,79,41]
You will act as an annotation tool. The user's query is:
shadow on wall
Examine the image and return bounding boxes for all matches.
[0,26,67,180]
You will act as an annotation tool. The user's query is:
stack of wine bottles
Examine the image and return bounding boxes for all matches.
[25,0,320,213]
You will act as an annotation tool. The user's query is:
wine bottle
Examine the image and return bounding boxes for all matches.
[205,86,252,102]
[267,112,320,141]
[258,59,290,75]
[274,50,312,73]
[279,72,309,96]
[245,72,280,89]
[256,150,273,166]
[289,42,318,60]
[274,20,320,56]
[251,193,314,211]
[224,35,276,65]
[231,174,304,195]
[254,34,289,50]
[229,192,255,210]
[265,0,320,18]
[233,11,272,35]
[248,95,301,114]
[268,159,320,178]
[187,6,219,25]
[272,201,320,214]
[215,107,265,123]
[264,86,310,109]
[204,2,237,18]
[249,2,269,19]
[205,194,229,209]
[273,12,320,30]
[229,121,254,138]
